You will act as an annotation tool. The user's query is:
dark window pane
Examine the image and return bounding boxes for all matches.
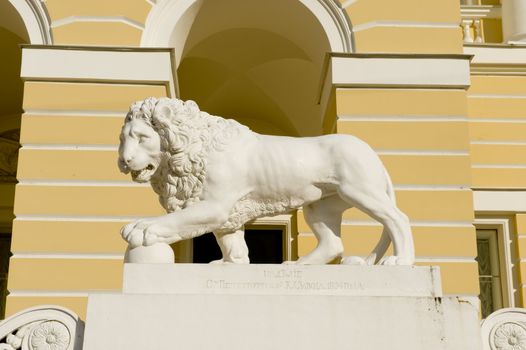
[476,239,491,276]
[476,237,498,318]
[246,230,283,264]
[192,229,283,264]
[192,233,222,263]
[479,278,494,318]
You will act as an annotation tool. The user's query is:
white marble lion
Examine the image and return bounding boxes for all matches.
[118,97,415,265]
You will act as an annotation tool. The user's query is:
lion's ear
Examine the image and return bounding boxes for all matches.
[118,158,130,174]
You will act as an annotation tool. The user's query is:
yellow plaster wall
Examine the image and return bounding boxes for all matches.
[17,150,126,181]
[340,0,463,54]
[468,75,526,189]
[6,297,89,320]
[353,27,463,54]
[11,221,126,254]
[45,0,151,24]
[52,22,143,47]
[8,259,123,291]
[45,0,151,46]
[23,82,167,111]
[14,186,162,217]
[20,116,122,145]
[339,0,461,25]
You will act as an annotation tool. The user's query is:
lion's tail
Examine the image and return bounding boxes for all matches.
[364,166,396,265]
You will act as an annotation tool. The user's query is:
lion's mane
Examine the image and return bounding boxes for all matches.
[126,97,249,212]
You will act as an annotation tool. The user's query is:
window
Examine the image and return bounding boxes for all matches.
[475,218,520,318]
[191,214,296,264]
[476,229,503,318]
[193,229,284,264]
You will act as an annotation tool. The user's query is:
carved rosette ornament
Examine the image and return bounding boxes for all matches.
[482,309,526,350]
[0,306,83,350]
[494,322,526,350]
[30,321,70,350]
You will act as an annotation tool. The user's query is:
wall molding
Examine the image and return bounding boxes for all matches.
[474,190,526,212]
[318,53,472,116]
[465,45,526,75]
[20,45,178,97]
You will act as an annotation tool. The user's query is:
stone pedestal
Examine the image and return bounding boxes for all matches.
[82,264,482,350]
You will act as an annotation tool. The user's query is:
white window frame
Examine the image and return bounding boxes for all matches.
[248,214,296,262]
[474,217,518,309]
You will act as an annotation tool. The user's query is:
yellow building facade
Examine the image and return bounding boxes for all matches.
[0,0,525,321]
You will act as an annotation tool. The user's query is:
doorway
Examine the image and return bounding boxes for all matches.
[193,228,284,264]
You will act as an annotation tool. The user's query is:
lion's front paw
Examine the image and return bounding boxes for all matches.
[121,219,162,248]
[143,225,162,246]
[123,228,145,248]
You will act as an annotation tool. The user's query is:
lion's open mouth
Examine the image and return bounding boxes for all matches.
[131,163,157,182]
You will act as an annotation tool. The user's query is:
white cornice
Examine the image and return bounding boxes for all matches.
[473,190,526,212]
[464,45,526,66]
[20,46,178,97]
[318,53,472,113]
[322,53,471,88]
[318,53,472,128]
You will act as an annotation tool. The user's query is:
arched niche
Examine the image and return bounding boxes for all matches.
[0,0,34,319]
[0,1,30,180]
[7,0,52,45]
[0,0,52,182]
[142,0,353,136]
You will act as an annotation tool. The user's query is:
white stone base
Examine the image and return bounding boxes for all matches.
[82,264,482,350]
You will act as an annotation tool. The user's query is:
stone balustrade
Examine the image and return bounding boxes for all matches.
[461,0,526,45]
[461,4,502,43]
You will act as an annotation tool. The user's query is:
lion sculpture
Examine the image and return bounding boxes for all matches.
[118,97,415,265]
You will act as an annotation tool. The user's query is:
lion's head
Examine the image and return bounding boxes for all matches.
[118,111,162,183]
[118,97,249,212]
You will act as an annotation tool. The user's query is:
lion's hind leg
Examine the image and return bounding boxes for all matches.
[295,196,349,265]
[337,186,415,265]
[211,228,250,264]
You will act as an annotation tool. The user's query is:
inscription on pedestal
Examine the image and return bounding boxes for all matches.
[205,268,364,292]
[123,264,442,297]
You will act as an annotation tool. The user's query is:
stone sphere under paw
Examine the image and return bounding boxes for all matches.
[124,243,174,264]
